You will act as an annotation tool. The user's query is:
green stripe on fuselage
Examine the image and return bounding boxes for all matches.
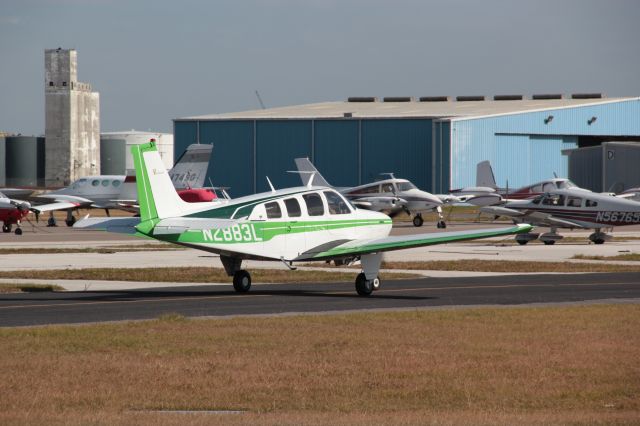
[156,218,392,244]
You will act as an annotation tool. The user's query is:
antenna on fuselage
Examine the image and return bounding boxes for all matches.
[266,176,276,193]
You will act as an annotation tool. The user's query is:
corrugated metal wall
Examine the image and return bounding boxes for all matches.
[432,120,450,193]
[565,146,603,191]
[314,120,359,187]
[361,119,432,190]
[450,99,640,189]
[199,120,254,197]
[603,142,640,192]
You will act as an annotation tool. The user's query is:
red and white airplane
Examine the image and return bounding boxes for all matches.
[0,191,79,235]
[449,160,587,206]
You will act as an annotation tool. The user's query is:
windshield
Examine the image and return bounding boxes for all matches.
[396,181,417,191]
[557,180,577,189]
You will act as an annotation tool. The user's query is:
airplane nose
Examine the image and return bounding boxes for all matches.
[421,191,443,206]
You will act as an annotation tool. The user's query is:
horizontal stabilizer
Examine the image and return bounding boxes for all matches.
[73,217,140,234]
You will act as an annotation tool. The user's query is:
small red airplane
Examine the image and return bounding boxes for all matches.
[0,192,31,235]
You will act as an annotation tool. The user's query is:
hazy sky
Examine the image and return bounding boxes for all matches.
[1,0,639,135]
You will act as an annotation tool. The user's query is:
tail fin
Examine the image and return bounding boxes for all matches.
[476,160,497,189]
[169,143,213,189]
[294,158,331,187]
[132,142,192,221]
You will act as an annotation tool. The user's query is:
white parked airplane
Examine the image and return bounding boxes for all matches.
[37,143,215,226]
[294,158,446,228]
[480,188,640,245]
[76,142,531,295]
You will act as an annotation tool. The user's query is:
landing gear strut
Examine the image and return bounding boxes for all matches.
[65,210,76,227]
[435,206,446,229]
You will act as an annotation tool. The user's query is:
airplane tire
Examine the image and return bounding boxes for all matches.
[15,228,22,236]
[2,224,10,233]
[355,273,373,296]
[593,239,605,245]
[412,215,424,227]
[47,217,57,227]
[372,276,381,291]
[233,270,252,293]
[437,221,447,229]
[65,217,76,227]
[543,240,555,245]
[517,240,528,245]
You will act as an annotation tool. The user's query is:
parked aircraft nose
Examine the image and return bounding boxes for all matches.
[419,191,444,206]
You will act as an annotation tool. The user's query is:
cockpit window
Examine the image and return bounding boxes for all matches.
[265,201,282,219]
[396,181,416,191]
[349,185,379,195]
[303,193,324,216]
[558,180,577,189]
[324,191,351,214]
[380,183,394,193]
[542,194,565,206]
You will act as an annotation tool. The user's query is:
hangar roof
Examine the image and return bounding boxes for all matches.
[178,97,639,121]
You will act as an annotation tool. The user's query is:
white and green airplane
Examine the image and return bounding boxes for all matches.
[76,142,532,296]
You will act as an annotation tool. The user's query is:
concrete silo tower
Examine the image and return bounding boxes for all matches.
[45,48,100,186]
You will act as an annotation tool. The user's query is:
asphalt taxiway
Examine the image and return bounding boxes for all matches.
[1,273,638,327]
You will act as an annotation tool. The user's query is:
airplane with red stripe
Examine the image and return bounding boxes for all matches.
[480,188,640,245]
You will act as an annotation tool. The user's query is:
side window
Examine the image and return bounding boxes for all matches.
[265,201,282,219]
[284,198,301,217]
[324,191,350,214]
[112,180,121,187]
[349,185,379,195]
[542,183,555,192]
[101,180,110,187]
[567,196,582,207]
[585,199,598,207]
[303,193,324,216]
[542,194,564,205]
[531,184,543,193]
[91,180,100,187]
[380,183,394,193]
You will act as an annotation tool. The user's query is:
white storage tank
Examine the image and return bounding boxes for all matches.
[100,130,174,174]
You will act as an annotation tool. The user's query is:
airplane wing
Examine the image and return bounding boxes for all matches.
[73,217,141,234]
[31,201,82,213]
[36,194,94,206]
[481,206,586,228]
[295,224,532,261]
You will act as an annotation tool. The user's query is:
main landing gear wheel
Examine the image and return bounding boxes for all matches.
[593,239,605,245]
[65,216,76,227]
[2,224,11,233]
[15,228,22,235]
[355,272,379,296]
[436,220,446,229]
[47,217,57,227]
[517,240,528,245]
[412,214,424,227]
[543,240,555,245]
[233,270,251,293]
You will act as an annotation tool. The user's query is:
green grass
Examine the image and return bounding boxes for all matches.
[0,304,638,424]
[573,252,640,261]
[0,283,64,293]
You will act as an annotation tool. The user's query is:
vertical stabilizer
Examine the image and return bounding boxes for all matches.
[476,160,497,189]
[169,143,213,189]
[132,142,191,221]
[294,158,331,187]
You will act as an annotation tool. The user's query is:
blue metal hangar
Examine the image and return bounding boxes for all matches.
[174,94,640,197]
